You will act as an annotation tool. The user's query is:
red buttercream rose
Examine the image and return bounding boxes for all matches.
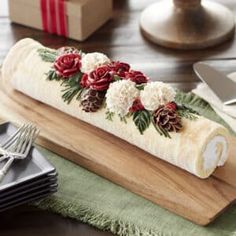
[54,53,81,78]
[87,66,113,91]
[129,98,145,112]
[108,61,130,78]
[80,73,90,88]
[165,102,177,111]
[125,70,148,84]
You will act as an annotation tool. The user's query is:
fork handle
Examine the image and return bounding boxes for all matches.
[0,156,14,182]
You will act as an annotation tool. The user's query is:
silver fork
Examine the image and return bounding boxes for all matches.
[0,124,29,160]
[0,124,39,182]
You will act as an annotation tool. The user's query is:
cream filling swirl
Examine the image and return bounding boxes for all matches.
[203,135,228,171]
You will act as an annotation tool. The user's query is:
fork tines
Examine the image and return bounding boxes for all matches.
[0,124,40,160]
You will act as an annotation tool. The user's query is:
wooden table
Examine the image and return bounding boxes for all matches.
[0,0,236,235]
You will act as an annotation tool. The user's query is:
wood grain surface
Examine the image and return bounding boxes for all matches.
[0,74,235,226]
[1,0,236,235]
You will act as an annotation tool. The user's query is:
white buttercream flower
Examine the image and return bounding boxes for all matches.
[81,52,111,73]
[140,82,176,111]
[106,80,139,117]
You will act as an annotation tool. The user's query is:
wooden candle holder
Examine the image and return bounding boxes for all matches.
[140,0,235,49]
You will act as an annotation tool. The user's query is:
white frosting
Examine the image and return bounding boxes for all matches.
[106,80,139,117]
[81,52,111,74]
[203,135,228,171]
[140,82,176,111]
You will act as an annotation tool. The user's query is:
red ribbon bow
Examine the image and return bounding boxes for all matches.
[40,0,68,37]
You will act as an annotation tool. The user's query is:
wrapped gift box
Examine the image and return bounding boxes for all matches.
[8,0,113,41]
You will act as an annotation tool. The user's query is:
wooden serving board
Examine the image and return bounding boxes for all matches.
[0,75,235,226]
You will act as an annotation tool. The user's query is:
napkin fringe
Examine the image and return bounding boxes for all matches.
[32,196,172,236]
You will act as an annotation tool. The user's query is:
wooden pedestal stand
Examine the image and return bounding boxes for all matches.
[140,0,235,49]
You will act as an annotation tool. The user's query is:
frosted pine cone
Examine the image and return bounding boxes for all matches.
[81,89,106,112]
[57,46,80,55]
[154,106,182,132]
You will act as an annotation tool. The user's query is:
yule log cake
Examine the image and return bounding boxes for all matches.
[2,38,230,178]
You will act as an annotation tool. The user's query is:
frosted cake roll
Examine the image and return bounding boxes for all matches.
[2,38,230,178]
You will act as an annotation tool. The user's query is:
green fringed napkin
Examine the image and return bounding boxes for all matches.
[33,92,236,236]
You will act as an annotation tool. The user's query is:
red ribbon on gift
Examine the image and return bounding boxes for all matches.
[40,0,68,37]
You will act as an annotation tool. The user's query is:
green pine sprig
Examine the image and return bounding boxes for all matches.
[119,115,127,124]
[177,105,198,121]
[106,111,115,121]
[37,48,58,63]
[46,70,60,81]
[61,73,84,104]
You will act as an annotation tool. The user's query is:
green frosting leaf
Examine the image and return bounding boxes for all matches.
[133,110,151,134]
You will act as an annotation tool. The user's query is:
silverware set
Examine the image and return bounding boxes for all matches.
[0,123,57,212]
